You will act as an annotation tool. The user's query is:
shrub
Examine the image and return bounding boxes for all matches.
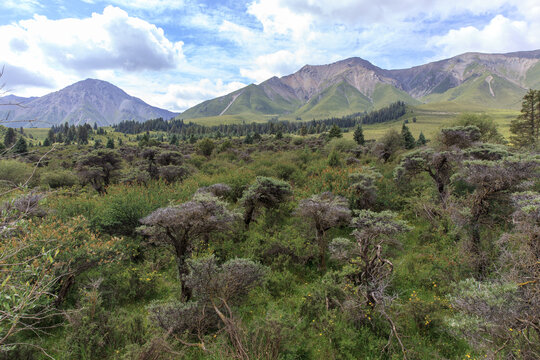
[0,159,34,187]
[40,169,78,188]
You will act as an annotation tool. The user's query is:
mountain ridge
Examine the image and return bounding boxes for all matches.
[179,49,540,122]
[0,78,178,127]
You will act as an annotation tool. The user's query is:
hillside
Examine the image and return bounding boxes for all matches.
[178,49,540,123]
[0,79,178,127]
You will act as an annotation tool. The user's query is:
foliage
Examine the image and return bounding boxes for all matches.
[353,125,365,145]
[510,89,539,148]
[40,169,78,189]
[453,113,505,144]
[76,149,122,194]
[296,192,351,269]
[139,192,240,299]
[240,176,292,229]
[0,160,34,188]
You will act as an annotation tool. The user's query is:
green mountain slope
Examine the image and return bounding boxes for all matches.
[176,50,540,124]
[294,81,372,118]
[372,83,422,109]
[525,61,540,88]
[422,73,526,109]
[224,84,298,116]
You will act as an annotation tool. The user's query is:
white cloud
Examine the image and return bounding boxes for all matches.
[0,0,41,12]
[11,6,184,72]
[0,6,185,101]
[219,20,257,46]
[155,79,247,111]
[430,15,540,58]
[240,49,311,82]
[247,0,512,28]
[83,0,185,12]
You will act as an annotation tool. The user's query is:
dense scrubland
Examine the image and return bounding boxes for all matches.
[0,96,539,360]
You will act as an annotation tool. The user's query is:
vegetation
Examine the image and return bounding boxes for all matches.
[0,92,539,360]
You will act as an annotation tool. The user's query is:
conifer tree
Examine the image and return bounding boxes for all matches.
[4,127,16,147]
[416,131,427,146]
[510,89,539,147]
[353,125,365,145]
[401,123,416,149]
[328,124,342,139]
[13,137,27,154]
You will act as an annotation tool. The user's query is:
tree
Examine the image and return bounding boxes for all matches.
[244,133,253,144]
[438,125,481,149]
[401,123,415,149]
[330,210,410,307]
[106,137,114,149]
[453,113,505,144]
[457,156,540,275]
[198,138,215,157]
[353,125,365,145]
[348,168,381,209]
[510,89,539,148]
[240,177,292,229]
[328,210,410,356]
[3,127,16,147]
[394,148,456,203]
[76,149,122,194]
[77,125,89,145]
[149,256,266,354]
[416,132,427,146]
[139,192,239,299]
[328,124,342,139]
[372,129,403,162]
[13,137,27,154]
[296,192,351,270]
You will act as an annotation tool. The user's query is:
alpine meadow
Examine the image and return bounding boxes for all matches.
[1,1,539,360]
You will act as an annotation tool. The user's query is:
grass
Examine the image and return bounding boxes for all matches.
[342,105,518,141]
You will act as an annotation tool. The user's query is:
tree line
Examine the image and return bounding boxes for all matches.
[113,101,407,137]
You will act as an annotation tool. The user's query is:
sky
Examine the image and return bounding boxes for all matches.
[0,0,539,112]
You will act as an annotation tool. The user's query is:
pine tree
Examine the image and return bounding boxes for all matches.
[353,125,365,145]
[13,137,27,154]
[43,137,51,147]
[510,89,539,147]
[401,123,416,149]
[4,127,16,147]
[244,133,253,144]
[328,124,342,139]
[416,132,427,146]
[106,138,115,149]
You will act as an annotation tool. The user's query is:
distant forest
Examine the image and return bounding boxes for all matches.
[113,101,407,136]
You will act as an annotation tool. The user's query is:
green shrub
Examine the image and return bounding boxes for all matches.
[326,138,356,153]
[0,159,35,187]
[40,169,78,188]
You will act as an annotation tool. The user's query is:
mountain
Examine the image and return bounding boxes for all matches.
[0,79,177,127]
[179,49,540,122]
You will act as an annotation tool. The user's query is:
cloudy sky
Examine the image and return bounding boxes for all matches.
[1,0,539,112]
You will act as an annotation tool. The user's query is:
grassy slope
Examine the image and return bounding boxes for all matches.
[294,81,373,119]
[349,105,518,141]
[422,73,526,110]
[372,83,421,109]
[525,61,540,89]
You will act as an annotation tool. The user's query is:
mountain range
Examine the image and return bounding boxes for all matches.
[1,49,539,127]
[0,79,177,127]
[180,49,540,122]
